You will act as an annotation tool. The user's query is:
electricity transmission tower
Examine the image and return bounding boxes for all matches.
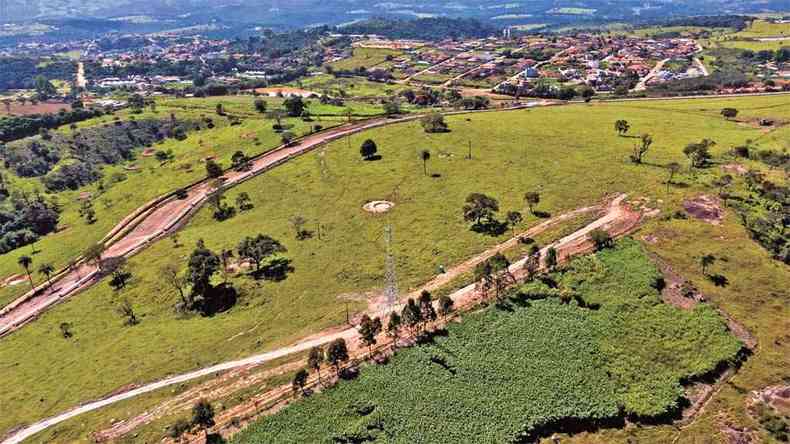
[383,225,399,312]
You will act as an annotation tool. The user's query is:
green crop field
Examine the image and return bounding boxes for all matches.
[233,240,741,443]
[1,95,788,443]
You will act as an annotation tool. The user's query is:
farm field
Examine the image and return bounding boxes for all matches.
[0,100,71,116]
[1,95,789,443]
[232,240,741,443]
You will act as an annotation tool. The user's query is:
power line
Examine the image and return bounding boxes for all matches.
[383,225,398,312]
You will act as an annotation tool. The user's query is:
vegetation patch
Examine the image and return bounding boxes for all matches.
[233,240,741,443]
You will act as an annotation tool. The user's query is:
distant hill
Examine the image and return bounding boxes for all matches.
[1,0,788,36]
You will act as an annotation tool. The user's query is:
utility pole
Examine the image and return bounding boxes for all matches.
[468,140,472,159]
[384,225,398,312]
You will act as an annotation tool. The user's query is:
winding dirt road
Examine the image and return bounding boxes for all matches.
[1,195,641,444]
[0,114,424,338]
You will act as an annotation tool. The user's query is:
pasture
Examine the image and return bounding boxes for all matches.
[1,95,788,442]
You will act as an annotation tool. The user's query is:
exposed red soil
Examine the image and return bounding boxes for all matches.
[0,101,70,116]
[683,194,724,225]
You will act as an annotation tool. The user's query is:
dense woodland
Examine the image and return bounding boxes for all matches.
[0,58,76,91]
[0,109,104,143]
[339,18,496,41]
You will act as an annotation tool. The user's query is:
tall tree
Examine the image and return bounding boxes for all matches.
[326,338,349,376]
[117,298,138,326]
[18,255,34,289]
[191,399,215,437]
[545,247,558,271]
[463,193,499,226]
[307,346,325,383]
[523,246,541,279]
[386,312,402,348]
[205,159,223,179]
[237,234,286,273]
[162,264,188,306]
[524,191,541,215]
[666,162,681,191]
[506,211,523,236]
[630,134,653,164]
[421,150,431,176]
[700,254,716,275]
[38,263,55,288]
[292,369,309,396]
[720,108,738,120]
[614,119,630,136]
[187,240,221,299]
[683,139,715,168]
[418,290,437,330]
[420,112,448,133]
[358,314,382,355]
[437,295,454,318]
[84,244,104,271]
[401,298,422,333]
[254,99,267,114]
[283,96,306,117]
[360,139,378,160]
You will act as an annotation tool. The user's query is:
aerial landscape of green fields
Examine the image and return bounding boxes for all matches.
[0,3,788,444]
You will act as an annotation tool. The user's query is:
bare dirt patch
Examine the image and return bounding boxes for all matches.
[1,274,26,288]
[749,385,790,417]
[0,101,70,116]
[254,87,317,97]
[722,163,748,176]
[141,148,156,157]
[362,200,395,214]
[683,195,724,225]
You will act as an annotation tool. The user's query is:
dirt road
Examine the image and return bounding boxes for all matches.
[0,115,421,338]
[0,195,640,444]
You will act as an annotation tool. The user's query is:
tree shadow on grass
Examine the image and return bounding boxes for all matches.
[363,155,383,161]
[259,257,295,282]
[708,274,729,287]
[532,210,552,219]
[471,220,508,236]
[200,283,238,316]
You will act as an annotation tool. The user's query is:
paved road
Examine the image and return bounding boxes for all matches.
[0,196,638,444]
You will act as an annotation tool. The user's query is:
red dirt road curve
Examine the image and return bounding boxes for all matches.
[0,114,424,338]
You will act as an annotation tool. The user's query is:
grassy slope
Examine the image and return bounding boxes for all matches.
[232,240,740,443]
[328,47,403,72]
[0,95,379,308]
[1,95,788,442]
[290,73,410,98]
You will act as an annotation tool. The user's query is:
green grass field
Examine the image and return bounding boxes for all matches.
[1,95,788,443]
[233,240,740,443]
[0,95,380,308]
[328,47,404,72]
[290,73,410,98]
[738,20,790,38]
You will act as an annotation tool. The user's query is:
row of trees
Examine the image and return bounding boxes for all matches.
[293,289,455,396]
